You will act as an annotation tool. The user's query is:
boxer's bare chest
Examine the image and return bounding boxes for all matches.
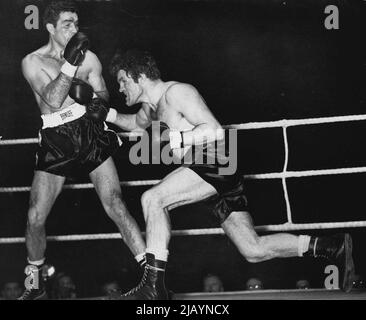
[39,54,90,82]
[35,53,91,112]
[148,82,193,131]
[150,101,193,132]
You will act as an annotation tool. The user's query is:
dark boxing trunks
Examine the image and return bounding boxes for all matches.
[184,135,248,225]
[36,115,120,178]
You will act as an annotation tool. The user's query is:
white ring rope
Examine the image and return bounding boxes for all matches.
[1,113,366,244]
[1,221,366,244]
[2,113,366,146]
[225,113,366,130]
[0,132,138,146]
[3,166,366,193]
[281,125,292,223]
[0,180,160,193]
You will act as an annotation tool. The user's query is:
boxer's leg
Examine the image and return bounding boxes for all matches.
[121,166,217,300]
[221,212,299,262]
[89,157,146,258]
[144,167,299,262]
[19,170,65,300]
[26,170,65,261]
[141,166,217,252]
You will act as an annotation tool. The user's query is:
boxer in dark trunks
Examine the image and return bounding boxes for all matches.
[19,1,146,299]
[91,49,355,299]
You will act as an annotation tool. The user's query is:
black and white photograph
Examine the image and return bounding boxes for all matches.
[0,0,365,305]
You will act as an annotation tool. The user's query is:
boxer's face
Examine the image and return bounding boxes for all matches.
[117,69,143,106]
[50,11,79,48]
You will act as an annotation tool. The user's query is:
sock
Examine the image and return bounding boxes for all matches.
[27,257,45,267]
[146,248,169,262]
[134,252,146,267]
[298,235,311,257]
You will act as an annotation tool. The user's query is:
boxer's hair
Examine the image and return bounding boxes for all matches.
[43,0,78,29]
[109,49,161,83]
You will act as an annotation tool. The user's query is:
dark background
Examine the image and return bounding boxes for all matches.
[0,0,365,297]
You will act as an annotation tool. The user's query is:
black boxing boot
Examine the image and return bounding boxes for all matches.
[107,255,147,300]
[122,253,170,300]
[304,233,354,292]
[134,254,174,299]
[18,264,47,300]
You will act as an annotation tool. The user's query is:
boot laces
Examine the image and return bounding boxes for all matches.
[18,266,40,300]
[18,289,32,300]
[123,265,149,297]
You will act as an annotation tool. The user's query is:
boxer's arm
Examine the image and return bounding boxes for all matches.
[112,103,152,132]
[165,83,223,146]
[22,54,72,110]
[86,51,109,102]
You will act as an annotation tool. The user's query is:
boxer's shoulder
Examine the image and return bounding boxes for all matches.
[22,55,61,84]
[74,50,102,78]
[21,53,46,80]
[22,48,56,74]
[164,82,199,104]
[22,51,42,68]
[80,50,101,69]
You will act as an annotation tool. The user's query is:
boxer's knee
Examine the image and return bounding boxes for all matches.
[239,238,268,263]
[141,189,164,219]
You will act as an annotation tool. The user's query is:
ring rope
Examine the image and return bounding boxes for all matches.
[2,166,366,193]
[2,113,366,146]
[1,221,366,244]
[225,113,366,130]
[1,114,366,244]
[0,180,160,193]
[0,132,138,146]
[281,125,292,223]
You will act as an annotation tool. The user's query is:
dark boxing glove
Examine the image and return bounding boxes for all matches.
[155,121,184,149]
[64,32,89,65]
[149,121,182,163]
[61,32,89,77]
[69,78,94,105]
[86,97,117,123]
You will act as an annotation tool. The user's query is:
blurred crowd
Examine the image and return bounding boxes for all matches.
[0,270,364,299]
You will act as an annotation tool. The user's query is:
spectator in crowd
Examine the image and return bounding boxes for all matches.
[202,273,224,293]
[101,280,122,298]
[352,274,365,289]
[50,273,77,299]
[1,281,22,300]
[245,277,263,290]
[296,279,310,289]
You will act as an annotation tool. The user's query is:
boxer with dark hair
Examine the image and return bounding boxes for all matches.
[19,1,146,299]
[95,49,355,299]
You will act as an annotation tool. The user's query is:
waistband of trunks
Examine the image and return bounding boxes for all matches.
[41,103,86,129]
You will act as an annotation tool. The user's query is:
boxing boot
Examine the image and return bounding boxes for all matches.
[117,253,170,300]
[18,264,47,300]
[304,233,355,292]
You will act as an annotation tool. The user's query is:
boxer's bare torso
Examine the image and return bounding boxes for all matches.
[144,82,195,131]
[116,68,223,159]
[22,46,105,115]
[140,82,201,159]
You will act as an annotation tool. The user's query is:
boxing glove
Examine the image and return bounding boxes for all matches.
[64,32,89,66]
[159,122,184,149]
[69,78,94,105]
[151,121,183,150]
[86,98,117,123]
[61,32,89,77]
